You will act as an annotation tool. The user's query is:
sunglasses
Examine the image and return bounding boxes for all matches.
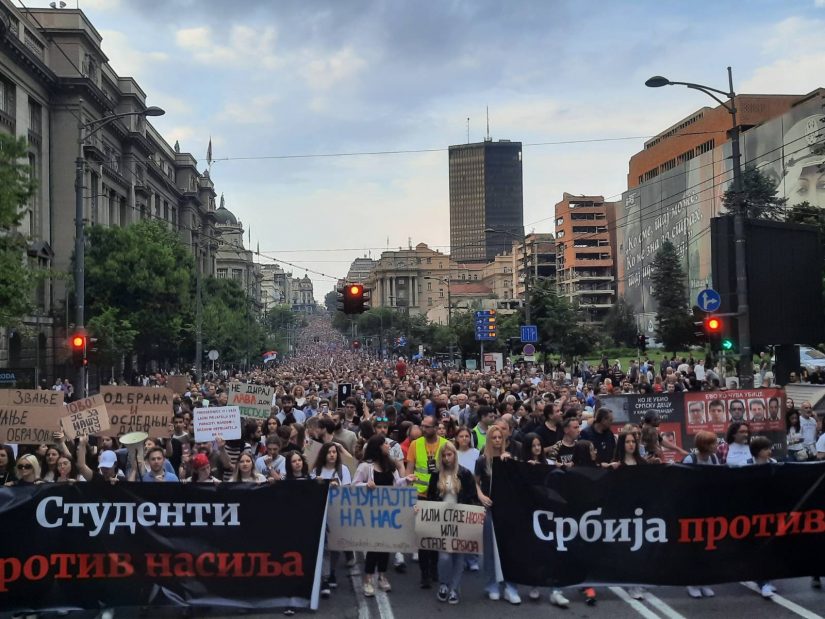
[374,417,389,423]
[17,463,33,470]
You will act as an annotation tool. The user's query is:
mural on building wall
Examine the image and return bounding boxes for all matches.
[618,91,825,335]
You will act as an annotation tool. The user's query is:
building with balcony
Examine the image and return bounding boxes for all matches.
[555,193,617,323]
[345,256,377,284]
[449,139,524,263]
[0,0,221,382]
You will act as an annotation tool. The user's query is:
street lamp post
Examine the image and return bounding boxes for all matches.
[75,105,165,396]
[484,227,530,325]
[645,67,752,387]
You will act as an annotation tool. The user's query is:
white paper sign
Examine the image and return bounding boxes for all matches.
[193,406,241,442]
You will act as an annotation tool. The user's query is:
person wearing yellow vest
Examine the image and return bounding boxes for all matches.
[406,416,447,589]
[471,406,496,452]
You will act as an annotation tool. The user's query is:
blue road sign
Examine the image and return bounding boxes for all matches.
[697,289,721,313]
[520,325,538,343]
[475,310,497,341]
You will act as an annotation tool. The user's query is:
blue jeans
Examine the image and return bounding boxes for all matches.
[438,552,464,592]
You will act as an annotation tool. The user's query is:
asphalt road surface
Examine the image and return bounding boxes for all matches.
[6,561,822,618]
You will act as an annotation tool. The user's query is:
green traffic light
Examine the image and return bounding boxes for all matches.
[721,339,734,351]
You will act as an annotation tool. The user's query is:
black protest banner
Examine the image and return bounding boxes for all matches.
[491,459,825,587]
[0,482,328,613]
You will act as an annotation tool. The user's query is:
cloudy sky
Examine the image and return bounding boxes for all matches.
[23,0,825,296]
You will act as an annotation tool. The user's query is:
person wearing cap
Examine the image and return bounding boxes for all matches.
[76,436,124,483]
[184,453,220,483]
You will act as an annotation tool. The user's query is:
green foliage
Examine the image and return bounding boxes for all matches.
[324,289,338,313]
[87,306,138,377]
[528,279,597,358]
[201,277,267,365]
[603,297,639,347]
[650,240,694,353]
[0,133,38,326]
[84,220,194,363]
[723,166,788,221]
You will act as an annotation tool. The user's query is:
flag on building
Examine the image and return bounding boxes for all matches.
[207,137,213,166]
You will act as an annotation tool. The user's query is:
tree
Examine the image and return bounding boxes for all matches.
[723,166,787,221]
[201,277,267,366]
[650,240,694,353]
[603,297,639,347]
[528,279,596,358]
[87,306,138,382]
[324,289,338,313]
[0,133,38,326]
[84,220,195,367]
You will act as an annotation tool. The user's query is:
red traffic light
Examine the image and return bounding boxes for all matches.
[70,334,85,349]
[704,317,722,333]
[349,285,362,296]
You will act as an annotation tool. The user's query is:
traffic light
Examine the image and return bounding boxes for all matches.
[339,283,370,314]
[637,334,647,353]
[69,331,87,367]
[704,315,723,351]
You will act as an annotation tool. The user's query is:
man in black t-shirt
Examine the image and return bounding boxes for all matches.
[547,417,596,467]
[580,408,616,465]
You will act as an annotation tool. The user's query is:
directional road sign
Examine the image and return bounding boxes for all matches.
[520,325,538,343]
[697,288,721,313]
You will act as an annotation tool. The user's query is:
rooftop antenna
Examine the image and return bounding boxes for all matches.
[408,236,412,250]
[466,117,470,144]
[486,106,490,141]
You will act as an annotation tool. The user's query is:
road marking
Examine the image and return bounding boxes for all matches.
[375,588,395,619]
[609,586,661,619]
[348,567,370,619]
[643,590,688,619]
[740,581,824,619]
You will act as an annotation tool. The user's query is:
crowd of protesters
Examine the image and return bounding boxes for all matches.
[3,315,825,614]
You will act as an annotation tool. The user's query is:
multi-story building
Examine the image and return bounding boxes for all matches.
[260,263,289,311]
[555,193,617,323]
[214,199,261,306]
[290,275,316,314]
[628,94,799,188]
[449,139,524,263]
[618,88,825,333]
[0,1,220,381]
[512,232,556,298]
[345,256,376,284]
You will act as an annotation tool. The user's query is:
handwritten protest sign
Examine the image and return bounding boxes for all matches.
[227,382,273,419]
[101,387,173,435]
[194,406,241,442]
[165,375,188,395]
[0,390,63,443]
[327,486,418,552]
[304,439,323,469]
[60,394,110,440]
[415,500,485,554]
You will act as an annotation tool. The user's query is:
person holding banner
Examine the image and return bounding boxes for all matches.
[0,445,15,485]
[425,441,478,605]
[285,450,309,479]
[230,452,267,483]
[611,430,647,467]
[353,434,413,597]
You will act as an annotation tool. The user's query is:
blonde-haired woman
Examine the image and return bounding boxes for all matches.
[425,441,478,606]
[5,454,42,486]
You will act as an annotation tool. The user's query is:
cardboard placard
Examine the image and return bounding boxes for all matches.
[100,387,174,436]
[165,375,189,395]
[0,389,63,408]
[194,406,241,443]
[227,382,273,419]
[61,394,110,440]
[415,500,486,554]
[327,485,418,552]
[0,404,62,444]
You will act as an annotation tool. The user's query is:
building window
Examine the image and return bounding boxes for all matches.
[427,282,432,291]
[217,268,228,279]
[428,297,432,306]
[28,99,41,136]
[439,289,444,298]
[232,269,243,280]
[0,75,15,120]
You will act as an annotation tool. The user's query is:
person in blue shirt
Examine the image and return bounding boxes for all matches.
[142,447,180,482]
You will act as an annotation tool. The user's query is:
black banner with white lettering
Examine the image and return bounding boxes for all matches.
[491,459,825,586]
[0,482,328,613]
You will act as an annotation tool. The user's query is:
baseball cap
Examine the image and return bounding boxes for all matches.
[98,450,117,469]
[192,453,210,470]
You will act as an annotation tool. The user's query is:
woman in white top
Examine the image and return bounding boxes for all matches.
[311,442,352,486]
[454,427,480,472]
[230,452,267,483]
[786,410,808,461]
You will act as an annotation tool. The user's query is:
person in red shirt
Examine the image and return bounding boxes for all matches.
[395,357,407,379]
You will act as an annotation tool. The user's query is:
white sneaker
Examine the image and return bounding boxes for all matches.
[487,589,501,601]
[700,587,715,598]
[687,586,702,598]
[760,583,774,598]
[529,588,541,601]
[628,586,645,600]
[550,590,570,608]
[412,552,419,562]
[503,587,521,605]
[393,552,405,567]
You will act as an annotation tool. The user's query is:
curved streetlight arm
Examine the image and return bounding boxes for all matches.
[677,83,735,113]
